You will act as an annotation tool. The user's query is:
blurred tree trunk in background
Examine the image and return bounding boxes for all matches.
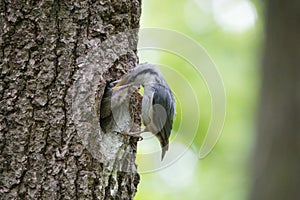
[250,0,300,199]
[0,0,141,199]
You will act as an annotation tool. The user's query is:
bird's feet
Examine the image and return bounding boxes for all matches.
[121,131,143,141]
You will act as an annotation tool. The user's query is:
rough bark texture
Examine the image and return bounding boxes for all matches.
[250,0,300,199]
[0,0,141,199]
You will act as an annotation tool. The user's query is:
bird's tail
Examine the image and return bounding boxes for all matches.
[160,142,169,161]
[155,132,169,160]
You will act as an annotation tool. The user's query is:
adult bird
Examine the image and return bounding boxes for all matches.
[112,63,176,160]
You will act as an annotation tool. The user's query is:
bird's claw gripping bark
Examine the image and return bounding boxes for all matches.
[121,131,143,141]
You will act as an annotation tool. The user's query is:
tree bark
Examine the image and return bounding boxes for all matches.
[250,0,300,199]
[0,0,141,199]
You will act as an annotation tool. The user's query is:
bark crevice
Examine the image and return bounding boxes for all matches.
[0,0,141,199]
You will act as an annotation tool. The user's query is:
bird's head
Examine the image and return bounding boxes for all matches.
[112,63,162,90]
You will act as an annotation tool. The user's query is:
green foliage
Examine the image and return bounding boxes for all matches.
[135,0,263,199]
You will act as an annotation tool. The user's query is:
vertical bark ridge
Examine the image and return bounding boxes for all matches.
[0,0,141,199]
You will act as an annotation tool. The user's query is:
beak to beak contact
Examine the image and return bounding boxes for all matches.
[112,77,128,90]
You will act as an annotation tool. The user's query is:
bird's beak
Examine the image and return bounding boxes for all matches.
[112,77,128,90]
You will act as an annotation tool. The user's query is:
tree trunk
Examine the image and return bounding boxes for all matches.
[0,0,141,199]
[250,0,300,199]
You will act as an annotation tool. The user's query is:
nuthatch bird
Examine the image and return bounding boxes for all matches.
[112,63,176,160]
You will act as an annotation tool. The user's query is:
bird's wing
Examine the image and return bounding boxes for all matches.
[152,84,175,159]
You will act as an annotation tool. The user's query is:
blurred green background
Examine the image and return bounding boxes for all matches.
[135,0,263,199]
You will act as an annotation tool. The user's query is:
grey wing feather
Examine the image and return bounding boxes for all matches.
[152,84,175,160]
